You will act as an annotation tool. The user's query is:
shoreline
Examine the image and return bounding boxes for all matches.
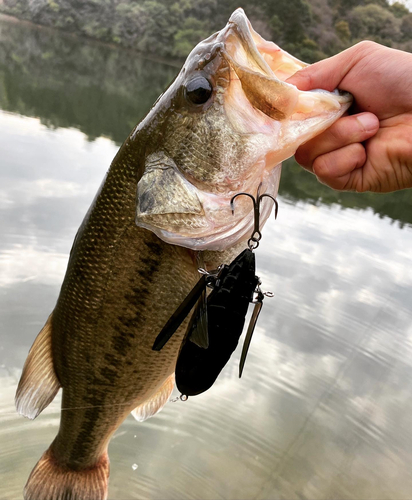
[0,12,182,69]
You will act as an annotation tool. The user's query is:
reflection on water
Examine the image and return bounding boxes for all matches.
[0,17,177,144]
[1,17,412,500]
[1,17,412,228]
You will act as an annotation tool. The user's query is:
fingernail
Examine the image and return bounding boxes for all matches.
[285,74,298,85]
[356,113,378,133]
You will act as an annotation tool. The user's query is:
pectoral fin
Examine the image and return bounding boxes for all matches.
[137,152,202,217]
[131,374,175,422]
[15,313,61,419]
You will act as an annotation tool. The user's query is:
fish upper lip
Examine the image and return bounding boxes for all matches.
[229,10,271,75]
[216,8,352,107]
[217,8,273,78]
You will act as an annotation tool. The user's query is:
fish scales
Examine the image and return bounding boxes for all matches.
[16,8,351,500]
[167,102,251,189]
[50,143,199,468]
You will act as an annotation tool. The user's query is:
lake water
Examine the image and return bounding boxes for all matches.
[1,17,412,500]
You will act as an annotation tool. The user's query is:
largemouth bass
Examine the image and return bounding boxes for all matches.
[16,8,351,500]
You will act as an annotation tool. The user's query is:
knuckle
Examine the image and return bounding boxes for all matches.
[296,67,314,86]
[356,141,366,155]
[294,147,312,168]
[312,155,330,178]
[355,40,379,53]
[304,70,317,90]
[330,116,370,145]
[352,142,367,165]
[328,121,346,144]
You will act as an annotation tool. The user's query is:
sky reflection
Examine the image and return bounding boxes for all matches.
[1,103,412,498]
[0,111,117,283]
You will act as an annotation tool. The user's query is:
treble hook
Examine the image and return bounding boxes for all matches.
[230,184,278,250]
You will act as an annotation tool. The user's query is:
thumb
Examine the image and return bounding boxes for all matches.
[285,42,373,92]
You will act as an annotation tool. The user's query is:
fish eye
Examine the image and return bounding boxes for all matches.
[185,76,213,105]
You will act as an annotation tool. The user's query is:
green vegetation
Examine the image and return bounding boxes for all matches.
[0,20,177,143]
[280,159,412,227]
[1,0,412,63]
[0,4,411,226]
[1,17,411,228]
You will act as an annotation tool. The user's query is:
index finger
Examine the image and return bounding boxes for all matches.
[295,112,379,171]
[285,41,379,92]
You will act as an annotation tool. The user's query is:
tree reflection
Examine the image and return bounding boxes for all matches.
[0,18,411,228]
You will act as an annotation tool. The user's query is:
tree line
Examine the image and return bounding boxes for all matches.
[2,0,412,62]
[1,10,411,227]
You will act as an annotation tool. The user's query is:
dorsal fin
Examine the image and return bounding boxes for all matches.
[131,374,175,422]
[15,313,61,419]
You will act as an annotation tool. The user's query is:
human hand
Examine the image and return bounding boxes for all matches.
[287,41,412,192]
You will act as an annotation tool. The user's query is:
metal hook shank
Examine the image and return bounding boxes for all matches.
[230,192,261,241]
[230,189,278,238]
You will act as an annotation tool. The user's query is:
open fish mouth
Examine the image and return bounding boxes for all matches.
[135,9,352,251]
[220,8,351,130]
[225,8,305,83]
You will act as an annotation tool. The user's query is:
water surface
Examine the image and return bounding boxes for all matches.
[1,18,412,500]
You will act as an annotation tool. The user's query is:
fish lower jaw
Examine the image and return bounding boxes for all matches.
[136,166,281,252]
[139,215,250,251]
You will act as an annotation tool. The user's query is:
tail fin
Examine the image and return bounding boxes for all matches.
[24,446,110,500]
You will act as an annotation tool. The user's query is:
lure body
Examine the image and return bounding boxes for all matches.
[176,249,258,396]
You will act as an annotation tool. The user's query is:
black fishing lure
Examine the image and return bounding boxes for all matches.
[152,186,278,397]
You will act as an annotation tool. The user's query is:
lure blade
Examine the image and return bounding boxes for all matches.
[152,274,207,351]
[187,286,209,349]
[239,297,263,378]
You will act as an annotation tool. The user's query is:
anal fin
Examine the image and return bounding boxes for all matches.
[131,374,174,422]
[15,313,61,419]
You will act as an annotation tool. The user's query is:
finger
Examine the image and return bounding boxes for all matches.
[285,41,380,92]
[312,142,366,191]
[295,112,379,172]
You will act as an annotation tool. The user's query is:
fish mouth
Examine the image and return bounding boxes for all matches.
[217,8,351,122]
[136,9,352,252]
[221,9,277,79]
